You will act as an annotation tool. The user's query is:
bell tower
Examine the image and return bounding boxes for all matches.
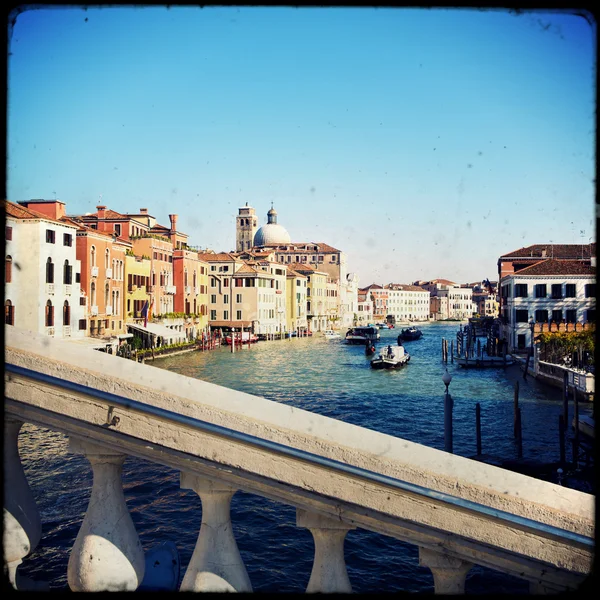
[236,203,258,252]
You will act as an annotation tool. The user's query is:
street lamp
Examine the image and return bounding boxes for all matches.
[442,369,452,395]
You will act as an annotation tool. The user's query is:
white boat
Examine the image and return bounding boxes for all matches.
[370,344,410,369]
[345,326,380,345]
[323,329,341,339]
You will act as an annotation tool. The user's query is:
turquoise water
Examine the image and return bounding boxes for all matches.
[16,322,591,592]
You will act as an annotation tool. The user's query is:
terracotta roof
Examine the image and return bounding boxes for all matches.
[508,259,596,277]
[287,268,307,278]
[197,252,238,262]
[3,200,73,227]
[83,208,128,220]
[499,244,595,261]
[235,263,259,274]
[293,264,317,273]
[360,284,382,290]
[428,278,457,286]
[385,284,429,292]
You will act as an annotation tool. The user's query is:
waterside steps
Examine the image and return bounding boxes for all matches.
[4,327,594,593]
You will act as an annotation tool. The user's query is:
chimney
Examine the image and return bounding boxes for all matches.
[96,205,106,219]
[140,208,148,214]
[169,214,178,232]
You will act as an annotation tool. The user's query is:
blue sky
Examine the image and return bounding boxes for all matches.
[7,6,596,285]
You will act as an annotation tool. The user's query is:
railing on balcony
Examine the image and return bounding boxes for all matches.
[105,268,113,279]
[106,306,113,316]
[193,286,199,296]
[185,286,191,295]
[90,305,98,316]
[3,327,593,593]
[91,266,99,277]
[128,284,137,292]
[165,285,177,295]
[63,325,71,337]
[64,285,71,295]
[46,283,54,295]
[147,285,154,293]
[45,327,55,337]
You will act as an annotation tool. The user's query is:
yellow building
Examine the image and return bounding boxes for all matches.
[286,268,308,334]
[125,252,151,322]
[293,264,328,332]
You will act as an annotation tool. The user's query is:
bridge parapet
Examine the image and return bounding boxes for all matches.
[4,327,594,592]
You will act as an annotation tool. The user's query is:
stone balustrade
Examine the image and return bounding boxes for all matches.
[4,327,594,593]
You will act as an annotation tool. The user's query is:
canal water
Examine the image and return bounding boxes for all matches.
[16,322,593,592]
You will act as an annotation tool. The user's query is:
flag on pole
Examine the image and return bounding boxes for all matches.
[141,300,149,327]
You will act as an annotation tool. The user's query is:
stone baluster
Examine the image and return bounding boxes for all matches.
[180,472,251,592]
[418,547,473,594]
[3,418,43,589]
[67,438,145,591]
[297,508,356,593]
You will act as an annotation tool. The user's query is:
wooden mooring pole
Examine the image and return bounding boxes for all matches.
[562,371,569,426]
[558,414,566,467]
[573,387,579,467]
[444,389,453,454]
[450,340,454,363]
[513,381,519,438]
[515,407,523,459]
[475,402,482,456]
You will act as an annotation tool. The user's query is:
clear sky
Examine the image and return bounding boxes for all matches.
[6,6,596,286]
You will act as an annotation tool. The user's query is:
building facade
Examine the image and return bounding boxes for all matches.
[383,284,430,322]
[5,200,85,339]
[499,259,596,353]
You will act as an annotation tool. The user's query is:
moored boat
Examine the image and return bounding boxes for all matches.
[324,329,341,339]
[345,326,380,345]
[224,332,259,345]
[456,355,514,368]
[370,344,410,369]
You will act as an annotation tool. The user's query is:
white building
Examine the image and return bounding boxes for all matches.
[5,200,85,339]
[340,272,360,329]
[421,279,476,320]
[499,259,596,353]
[383,284,430,322]
[356,289,374,325]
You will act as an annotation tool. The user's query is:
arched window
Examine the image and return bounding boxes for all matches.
[63,259,72,284]
[90,281,96,306]
[193,271,197,287]
[115,290,120,315]
[105,248,110,269]
[46,257,54,283]
[105,283,110,307]
[5,255,12,283]
[63,300,70,326]
[184,269,188,287]
[5,300,14,325]
[119,260,123,280]
[45,300,54,327]
[91,245,96,267]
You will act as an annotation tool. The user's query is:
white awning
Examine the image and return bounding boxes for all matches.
[127,322,186,342]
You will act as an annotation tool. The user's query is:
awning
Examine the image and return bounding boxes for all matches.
[127,322,186,342]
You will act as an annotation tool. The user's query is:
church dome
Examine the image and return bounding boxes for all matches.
[253,206,291,247]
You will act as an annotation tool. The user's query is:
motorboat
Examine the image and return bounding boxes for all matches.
[398,327,423,342]
[365,341,376,356]
[324,329,341,339]
[370,344,410,369]
[224,332,258,345]
[345,326,380,345]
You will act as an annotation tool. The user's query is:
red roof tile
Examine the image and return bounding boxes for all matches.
[510,259,595,277]
[4,200,71,226]
[500,244,595,261]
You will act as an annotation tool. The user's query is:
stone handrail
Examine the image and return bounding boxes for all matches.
[4,327,594,593]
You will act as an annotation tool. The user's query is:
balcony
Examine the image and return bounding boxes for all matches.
[64,285,72,296]
[193,286,199,296]
[45,327,55,337]
[165,285,177,295]
[63,325,71,337]
[90,306,99,316]
[106,306,113,316]
[91,266,99,277]
[185,286,191,295]
[106,268,113,279]
[128,285,137,293]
